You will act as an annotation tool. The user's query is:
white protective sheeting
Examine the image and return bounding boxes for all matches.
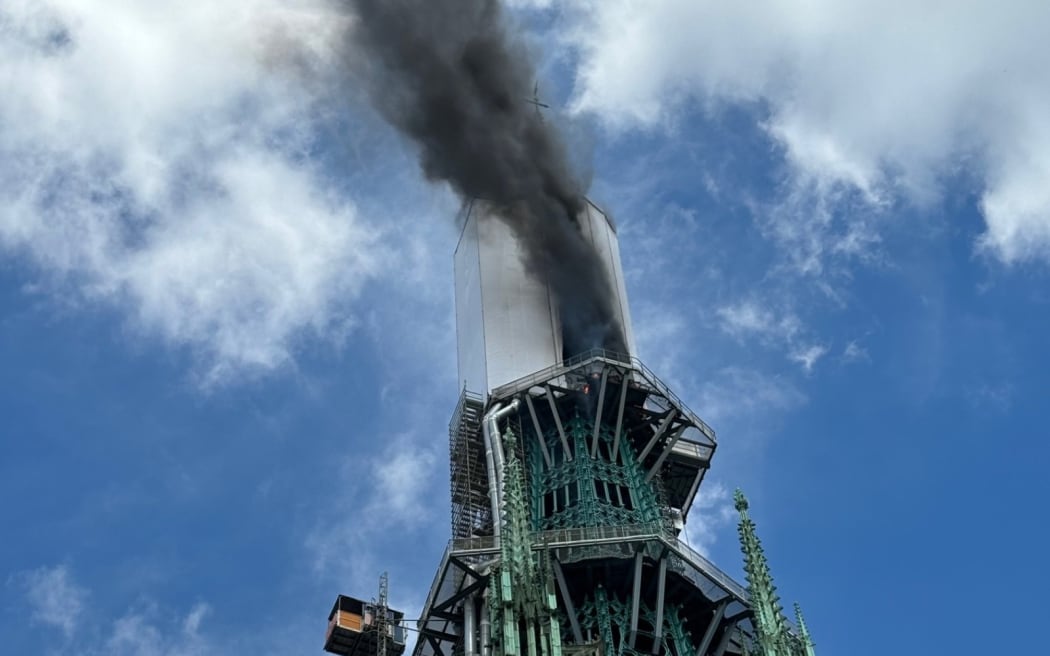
[454,200,634,397]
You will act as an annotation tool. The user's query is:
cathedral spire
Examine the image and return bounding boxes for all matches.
[793,604,816,656]
[735,489,789,656]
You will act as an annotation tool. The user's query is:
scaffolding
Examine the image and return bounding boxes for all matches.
[458,350,716,530]
[416,350,748,656]
[450,390,488,539]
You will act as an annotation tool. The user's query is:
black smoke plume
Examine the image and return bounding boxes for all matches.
[346,0,626,357]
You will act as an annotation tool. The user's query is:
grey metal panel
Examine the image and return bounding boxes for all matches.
[454,205,561,396]
[582,201,636,356]
[477,214,560,391]
[455,210,488,395]
[454,200,636,397]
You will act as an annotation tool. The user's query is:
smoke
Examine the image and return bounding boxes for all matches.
[344,0,625,357]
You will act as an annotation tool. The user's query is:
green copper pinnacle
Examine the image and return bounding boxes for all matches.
[793,603,816,656]
[735,489,816,656]
[490,428,564,656]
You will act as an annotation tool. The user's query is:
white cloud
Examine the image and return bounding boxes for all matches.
[698,366,806,430]
[754,180,884,278]
[16,564,87,638]
[716,301,800,343]
[373,437,441,523]
[842,340,869,363]
[0,0,382,384]
[15,564,319,655]
[788,344,828,374]
[182,603,210,637]
[716,301,833,373]
[305,431,442,590]
[559,0,1050,264]
[16,565,207,652]
[967,381,1014,412]
[683,481,735,557]
[104,602,212,656]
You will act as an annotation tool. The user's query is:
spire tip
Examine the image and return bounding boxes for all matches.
[733,488,749,512]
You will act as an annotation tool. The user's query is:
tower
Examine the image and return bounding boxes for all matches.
[326,199,817,656]
[412,199,802,656]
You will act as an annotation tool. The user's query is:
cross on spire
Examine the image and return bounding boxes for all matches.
[525,81,551,119]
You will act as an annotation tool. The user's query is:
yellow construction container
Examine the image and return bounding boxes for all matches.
[324,595,406,656]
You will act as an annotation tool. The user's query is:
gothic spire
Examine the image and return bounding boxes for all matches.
[500,428,538,595]
[735,489,789,656]
[793,604,816,656]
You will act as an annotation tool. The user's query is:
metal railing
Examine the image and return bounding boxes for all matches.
[489,348,716,443]
[450,534,498,554]
[667,537,748,602]
[444,522,748,604]
[535,522,665,548]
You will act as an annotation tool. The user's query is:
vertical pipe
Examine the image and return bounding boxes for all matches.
[483,400,521,538]
[481,403,503,538]
[480,597,491,656]
[628,551,643,648]
[464,596,477,656]
[651,557,667,654]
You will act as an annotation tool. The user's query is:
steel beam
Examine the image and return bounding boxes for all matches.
[552,559,584,644]
[646,425,686,482]
[434,578,488,613]
[628,551,643,648]
[651,557,668,654]
[448,555,484,578]
[612,374,630,464]
[694,601,728,656]
[681,469,705,522]
[711,622,738,656]
[525,393,553,469]
[422,628,461,644]
[638,410,678,463]
[725,610,752,624]
[590,367,610,458]
[545,385,572,461]
[426,633,447,656]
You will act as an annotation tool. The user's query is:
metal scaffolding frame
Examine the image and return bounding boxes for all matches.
[450,391,489,539]
[417,349,807,656]
[447,350,717,540]
[414,523,756,656]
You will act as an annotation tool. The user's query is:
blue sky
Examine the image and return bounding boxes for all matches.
[2,1,1049,654]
